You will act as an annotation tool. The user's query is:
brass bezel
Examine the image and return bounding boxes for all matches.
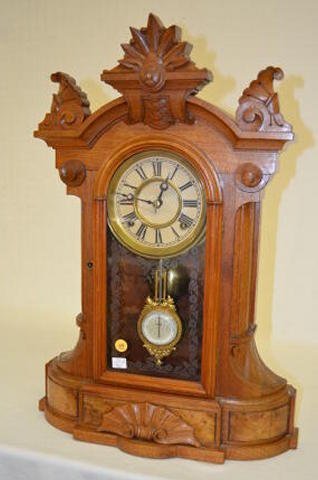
[137,296,183,365]
[107,150,206,258]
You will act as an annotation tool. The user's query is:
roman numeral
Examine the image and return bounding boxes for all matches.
[152,160,162,177]
[122,211,137,225]
[169,165,179,180]
[179,213,194,228]
[135,165,147,180]
[182,200,198,208]
[171,226,180,239]
[118,197,134,205]
[117,192,134,205]
[123,182,137,190]
[136,223,147,240]
[155,229,163,244]
[179,180,193,191]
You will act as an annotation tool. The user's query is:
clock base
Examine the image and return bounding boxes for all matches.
[40,358,298,463]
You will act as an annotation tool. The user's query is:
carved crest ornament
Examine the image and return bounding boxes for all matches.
[101,13,211,129]
[36,13,291,137]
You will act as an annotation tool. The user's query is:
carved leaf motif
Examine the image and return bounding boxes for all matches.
[118,14,191,80]
[101,14,212,129]
[236,66,292,132]
[143,96,173,129]
[38,72,91,131]
[98,402,201,447]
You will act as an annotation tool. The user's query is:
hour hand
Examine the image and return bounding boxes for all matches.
[117,193,153,204]
[136,197,153,204]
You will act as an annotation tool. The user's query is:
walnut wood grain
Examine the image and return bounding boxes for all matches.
[34,13,298,463]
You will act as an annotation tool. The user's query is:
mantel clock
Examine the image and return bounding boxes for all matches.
[35,14,298,463]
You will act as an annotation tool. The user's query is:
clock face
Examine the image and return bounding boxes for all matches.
[107,151,206,258]
[141,309,178,346]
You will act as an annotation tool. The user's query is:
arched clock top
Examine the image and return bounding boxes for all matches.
[34,82,293,153]
[34,14,293,152]
[93,137,223,204]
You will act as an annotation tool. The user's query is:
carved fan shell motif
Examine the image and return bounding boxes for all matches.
[101,13,211,129]
[119,13,192,91]
[98,402,201,447]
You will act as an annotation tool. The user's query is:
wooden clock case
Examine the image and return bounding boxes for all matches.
[34,14,298,463]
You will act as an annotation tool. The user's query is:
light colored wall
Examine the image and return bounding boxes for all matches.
[1,0,317,353]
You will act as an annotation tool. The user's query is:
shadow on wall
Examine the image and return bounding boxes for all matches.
[252,76,315,423]
[179,27,236,109]
[80,78,115,112]
[172,25,316,351]
[257,74,314,345]
[81,27,236,113]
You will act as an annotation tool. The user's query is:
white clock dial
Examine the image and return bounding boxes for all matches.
[107,150,206,258]
[141,309,178,346]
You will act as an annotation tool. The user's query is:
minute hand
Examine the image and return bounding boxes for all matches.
[155,178,169,207]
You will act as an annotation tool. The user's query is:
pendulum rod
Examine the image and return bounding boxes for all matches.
[154,259,167,303]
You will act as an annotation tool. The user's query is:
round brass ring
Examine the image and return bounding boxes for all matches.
[107,149,206,258]
[134,178,182,228]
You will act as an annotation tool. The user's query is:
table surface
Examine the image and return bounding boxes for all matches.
[1,308,317,480]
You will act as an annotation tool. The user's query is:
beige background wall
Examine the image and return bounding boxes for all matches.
[1,0,317,357]
[1,1,318,477]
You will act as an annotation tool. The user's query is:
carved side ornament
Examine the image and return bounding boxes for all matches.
[98,402,201,447]
[101,14,212,129]
[38,72,91,131]
[59,159,86,187]
[236,66,292,132]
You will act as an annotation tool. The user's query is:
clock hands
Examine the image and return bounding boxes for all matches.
[117,192,153,205]
[156,315,162,338]
[118,178,169,210]
[154,177,169,210]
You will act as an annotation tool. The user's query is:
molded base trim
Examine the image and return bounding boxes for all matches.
[224,428,298,460]
[40,359,298,463]
[74,426,226,463]
[39,393,298,463]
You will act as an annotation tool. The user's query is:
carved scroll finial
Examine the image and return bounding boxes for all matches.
[101,14,212,129]
[236,66,292,133]
[98,402,201,447]
[38,72,91,131]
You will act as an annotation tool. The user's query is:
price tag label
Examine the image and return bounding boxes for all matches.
[111,357,127,369]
